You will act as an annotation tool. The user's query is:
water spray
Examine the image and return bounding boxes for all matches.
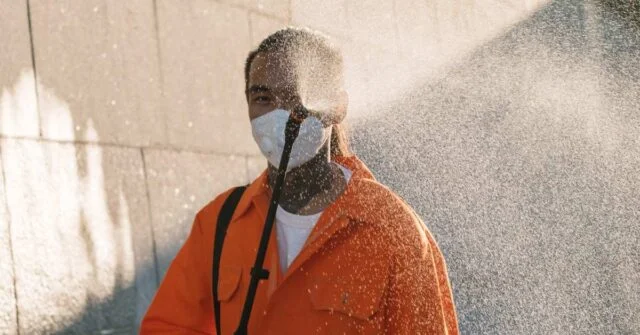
[234,105,309,335]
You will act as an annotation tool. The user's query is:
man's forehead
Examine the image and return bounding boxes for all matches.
[249,53,297,88]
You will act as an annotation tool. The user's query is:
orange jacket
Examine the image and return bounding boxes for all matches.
[141,155,458,334]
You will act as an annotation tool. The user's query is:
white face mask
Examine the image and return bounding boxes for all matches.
[251,109,332,171]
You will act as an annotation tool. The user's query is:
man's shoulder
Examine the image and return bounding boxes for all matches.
[351,178,413,220]
[350,178,430,250]
[194,186,243,231]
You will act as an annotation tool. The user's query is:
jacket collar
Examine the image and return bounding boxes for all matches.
[230,155,376,222]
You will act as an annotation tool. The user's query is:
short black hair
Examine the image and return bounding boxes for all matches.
[244,27,344,90]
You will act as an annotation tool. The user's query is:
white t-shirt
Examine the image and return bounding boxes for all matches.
[275,163,352,273]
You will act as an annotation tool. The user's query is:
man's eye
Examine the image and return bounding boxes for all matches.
[253,96,272,104]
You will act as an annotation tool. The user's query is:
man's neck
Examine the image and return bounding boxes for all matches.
[267,147,344,214]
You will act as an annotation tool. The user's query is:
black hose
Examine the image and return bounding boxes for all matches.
[234,108,306,335]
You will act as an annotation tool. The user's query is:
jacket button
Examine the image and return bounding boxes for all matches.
[341,292,349,305]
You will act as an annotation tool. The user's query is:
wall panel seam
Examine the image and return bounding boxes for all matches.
[26,0,41,140]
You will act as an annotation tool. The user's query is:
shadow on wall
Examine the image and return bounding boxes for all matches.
[0,2,160,334]
[1,69,154,334]
[2,1,259,333]
[353,0,639,334]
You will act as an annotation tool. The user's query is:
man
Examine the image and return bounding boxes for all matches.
[141,27,458,334]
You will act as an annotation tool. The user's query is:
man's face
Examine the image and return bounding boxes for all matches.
[246,52,300,121]
[246,51,346,125]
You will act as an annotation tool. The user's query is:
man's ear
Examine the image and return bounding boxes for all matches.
[331,90,348,125]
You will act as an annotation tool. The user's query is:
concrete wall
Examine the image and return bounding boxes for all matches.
[0,0,595,334]
[355,1,640,334]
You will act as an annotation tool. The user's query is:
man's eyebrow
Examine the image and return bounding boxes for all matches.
[247,85,270,94]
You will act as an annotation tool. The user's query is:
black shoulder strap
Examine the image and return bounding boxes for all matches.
[212,186,247,335]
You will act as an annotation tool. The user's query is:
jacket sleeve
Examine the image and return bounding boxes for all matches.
[420,224,460,335]
[140,212,215,334]
[385,213,459,335]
